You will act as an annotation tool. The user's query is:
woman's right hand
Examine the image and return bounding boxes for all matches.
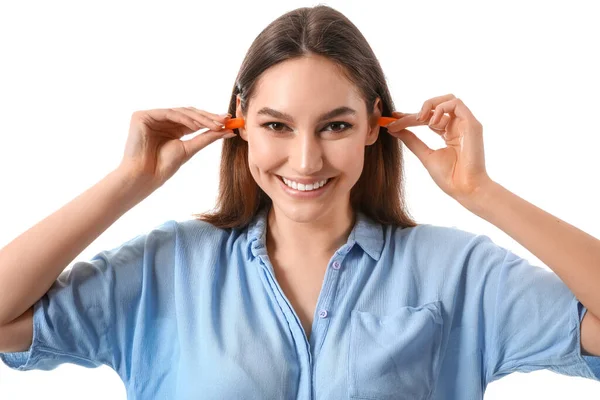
[117,107,236,191]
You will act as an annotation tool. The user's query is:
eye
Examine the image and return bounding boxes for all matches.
[260,121,353,134]
[261,122,289,132]
[323,121,353,133]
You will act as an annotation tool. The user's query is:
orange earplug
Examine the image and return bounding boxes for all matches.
[224,118,245,130]
[377,116,398,127]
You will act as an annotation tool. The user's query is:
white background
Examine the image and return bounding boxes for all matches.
[1,0,599,398]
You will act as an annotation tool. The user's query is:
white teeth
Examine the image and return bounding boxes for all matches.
[282,177,329,191]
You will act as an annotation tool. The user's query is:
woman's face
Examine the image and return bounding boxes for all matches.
[236,55,382,223]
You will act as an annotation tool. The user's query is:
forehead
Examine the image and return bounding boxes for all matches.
[248,55,365,116]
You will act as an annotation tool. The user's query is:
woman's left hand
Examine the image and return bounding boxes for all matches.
[385,94,493,203]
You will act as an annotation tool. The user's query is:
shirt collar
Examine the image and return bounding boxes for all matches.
[246,205,384,261]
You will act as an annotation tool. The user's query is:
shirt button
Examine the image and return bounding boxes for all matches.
[332,261,341,270]
[318,309,328,318]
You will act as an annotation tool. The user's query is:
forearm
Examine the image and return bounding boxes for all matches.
[462,180,600,318]
[0,168,153,325]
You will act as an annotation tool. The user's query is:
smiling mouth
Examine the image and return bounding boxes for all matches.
[276,175,334,191]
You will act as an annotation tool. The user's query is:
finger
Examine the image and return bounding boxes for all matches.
[429,98,476,125]
[386,112,428,132]
[182,129,234,159]
[391,111,411,118]
[187,107,232,124]
[428,114,451,136]
[186,107,231,121]
[157,109,203,132]
[175,108,225,131]
[416,93,456,122]
[394,129,433,164]
[388,111,421,124]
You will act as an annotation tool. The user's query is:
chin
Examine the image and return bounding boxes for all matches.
[271,190,341,224]
[273,203,331,223]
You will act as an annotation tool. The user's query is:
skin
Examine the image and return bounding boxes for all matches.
[235,54,382,262]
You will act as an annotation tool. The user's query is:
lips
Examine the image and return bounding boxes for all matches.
[275,174,335,198]
[279,175,332,189]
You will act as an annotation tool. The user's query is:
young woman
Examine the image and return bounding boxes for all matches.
[1,5,599,399]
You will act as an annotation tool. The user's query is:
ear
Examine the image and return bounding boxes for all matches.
[366,97,383,146]
[235,95,248,141]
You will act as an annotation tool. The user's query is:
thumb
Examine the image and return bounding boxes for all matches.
[395,129,433,164]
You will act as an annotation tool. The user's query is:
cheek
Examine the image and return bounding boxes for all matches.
[247,131,282,172]
[326,141,365,174]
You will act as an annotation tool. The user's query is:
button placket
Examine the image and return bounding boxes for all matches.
[310,250,349,399]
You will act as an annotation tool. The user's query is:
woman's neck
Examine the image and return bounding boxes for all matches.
[266,204,355,264]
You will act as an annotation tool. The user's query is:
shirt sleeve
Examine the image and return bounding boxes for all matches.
[0,220,177,373]
[476,235,600,385]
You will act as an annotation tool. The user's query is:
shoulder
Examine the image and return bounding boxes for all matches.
[169,218,249,258]
[389,222,481,247]
[101,218,244,264]
[92,218,228,263]
[173,218,237,244]
[105,219,180,256]
[86,218,238,282]
[122,218,234,246]
[387,223,505,262]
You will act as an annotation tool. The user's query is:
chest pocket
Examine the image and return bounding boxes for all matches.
[348,300,444,400]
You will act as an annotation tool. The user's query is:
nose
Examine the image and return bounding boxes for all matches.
[289,131,324,176]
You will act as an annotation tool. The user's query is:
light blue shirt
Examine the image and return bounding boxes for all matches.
[2,205,600,399]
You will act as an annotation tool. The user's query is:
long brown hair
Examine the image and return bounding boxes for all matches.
[193,5,418,230]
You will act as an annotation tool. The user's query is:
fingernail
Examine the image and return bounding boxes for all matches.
[224,132,237,139]
[219,113,231,118]
[415,111,422,121]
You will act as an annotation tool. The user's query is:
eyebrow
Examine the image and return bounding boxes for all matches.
[256,106,357,122]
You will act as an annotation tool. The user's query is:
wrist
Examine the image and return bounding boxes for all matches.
[111,165,157,204]
[458,179,501,216]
